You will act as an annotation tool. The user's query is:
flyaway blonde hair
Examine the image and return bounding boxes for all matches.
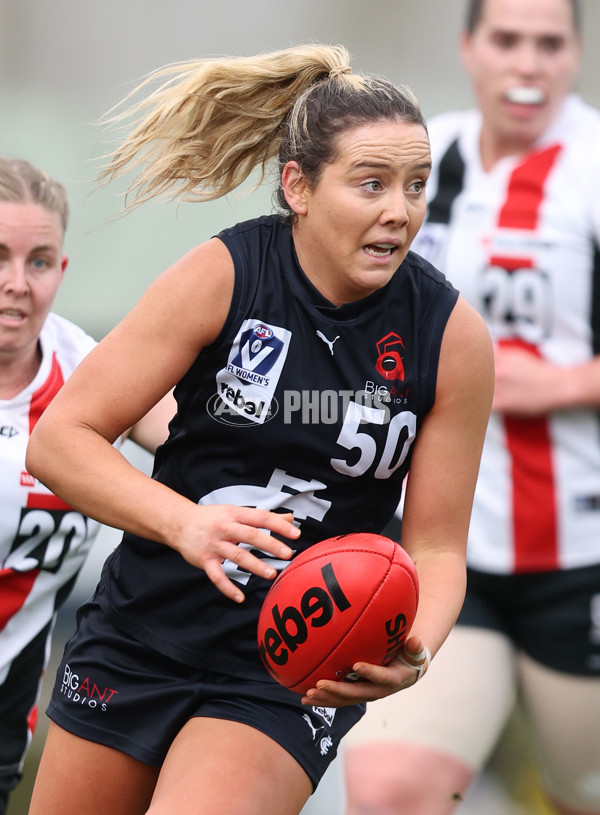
[98,44,425,214]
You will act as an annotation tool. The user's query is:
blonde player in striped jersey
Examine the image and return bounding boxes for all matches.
[0,157,174,814]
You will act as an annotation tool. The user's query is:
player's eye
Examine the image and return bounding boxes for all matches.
[539,36,565,53]
[492,32,517,50]
[408,180,425,195]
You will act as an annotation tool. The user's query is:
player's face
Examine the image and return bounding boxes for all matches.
[461,0,582,165]
[287,119,431,306]
[0,202,67,368]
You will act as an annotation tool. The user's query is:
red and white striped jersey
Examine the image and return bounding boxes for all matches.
[413,95,600,574]
[0,313,98,680]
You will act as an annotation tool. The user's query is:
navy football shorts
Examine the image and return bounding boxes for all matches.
[458,563,600,676]
[0,621,52,814]
[46,597,365,790]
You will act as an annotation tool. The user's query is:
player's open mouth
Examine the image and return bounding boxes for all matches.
[364,243,396,258]
[0,309,26,322]
[505,87,545,106]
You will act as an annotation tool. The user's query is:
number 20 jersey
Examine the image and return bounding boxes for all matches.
[412,94,600,574]
[101,214,458,679]
[0,313,98,681]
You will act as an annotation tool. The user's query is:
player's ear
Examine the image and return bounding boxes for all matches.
[281,161,310,216]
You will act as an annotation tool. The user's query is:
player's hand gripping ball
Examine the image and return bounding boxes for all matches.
[257,532,419,694]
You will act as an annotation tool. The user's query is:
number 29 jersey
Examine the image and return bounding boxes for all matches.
[101,214,458,679]
[412,94,600,574]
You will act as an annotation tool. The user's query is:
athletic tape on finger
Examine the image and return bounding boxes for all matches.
[397,645,432,681]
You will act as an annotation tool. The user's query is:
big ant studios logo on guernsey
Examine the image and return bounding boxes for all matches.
[208,319,292,426]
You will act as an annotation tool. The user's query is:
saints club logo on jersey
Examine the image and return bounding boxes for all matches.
[209,319,292,426]
[375,332,405,381]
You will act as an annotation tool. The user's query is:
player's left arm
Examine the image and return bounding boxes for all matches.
[497,168,600,418]
[492,346,600,416]
[123,389,177,453]
[303,296,494,707]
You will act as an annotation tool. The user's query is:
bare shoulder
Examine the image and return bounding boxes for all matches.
[140,237,235,349]
[443,295,493,364]
[438,295,494,404]
[160,238,234,317]
[170,235,233,280]
[94,236,236,400]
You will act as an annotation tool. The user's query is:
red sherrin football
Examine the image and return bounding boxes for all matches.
[257,532,419,695]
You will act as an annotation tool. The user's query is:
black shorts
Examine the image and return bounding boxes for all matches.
[0,621,52,814]
[458,563,600,676]
[46,598,364,790]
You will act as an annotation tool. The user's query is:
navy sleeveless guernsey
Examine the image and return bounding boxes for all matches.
[99,215,458,679]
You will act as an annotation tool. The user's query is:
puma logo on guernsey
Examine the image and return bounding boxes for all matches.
[316,331,340,355]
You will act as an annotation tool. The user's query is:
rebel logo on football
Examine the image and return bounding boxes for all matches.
[258,562,350,670]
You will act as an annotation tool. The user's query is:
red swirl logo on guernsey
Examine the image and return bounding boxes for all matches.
[375,333,405,381]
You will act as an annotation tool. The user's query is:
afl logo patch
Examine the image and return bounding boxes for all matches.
[253,324,274,340]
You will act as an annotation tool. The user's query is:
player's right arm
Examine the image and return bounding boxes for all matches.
[303,295,494,707]
[26,238,298,602]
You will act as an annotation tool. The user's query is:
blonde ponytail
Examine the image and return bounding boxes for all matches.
[98,44,353,209]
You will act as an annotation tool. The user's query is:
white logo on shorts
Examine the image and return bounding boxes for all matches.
[312,705,336,727]
[319,735,334,755]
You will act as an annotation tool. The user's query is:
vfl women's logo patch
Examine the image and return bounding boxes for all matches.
[214,320,292,424]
